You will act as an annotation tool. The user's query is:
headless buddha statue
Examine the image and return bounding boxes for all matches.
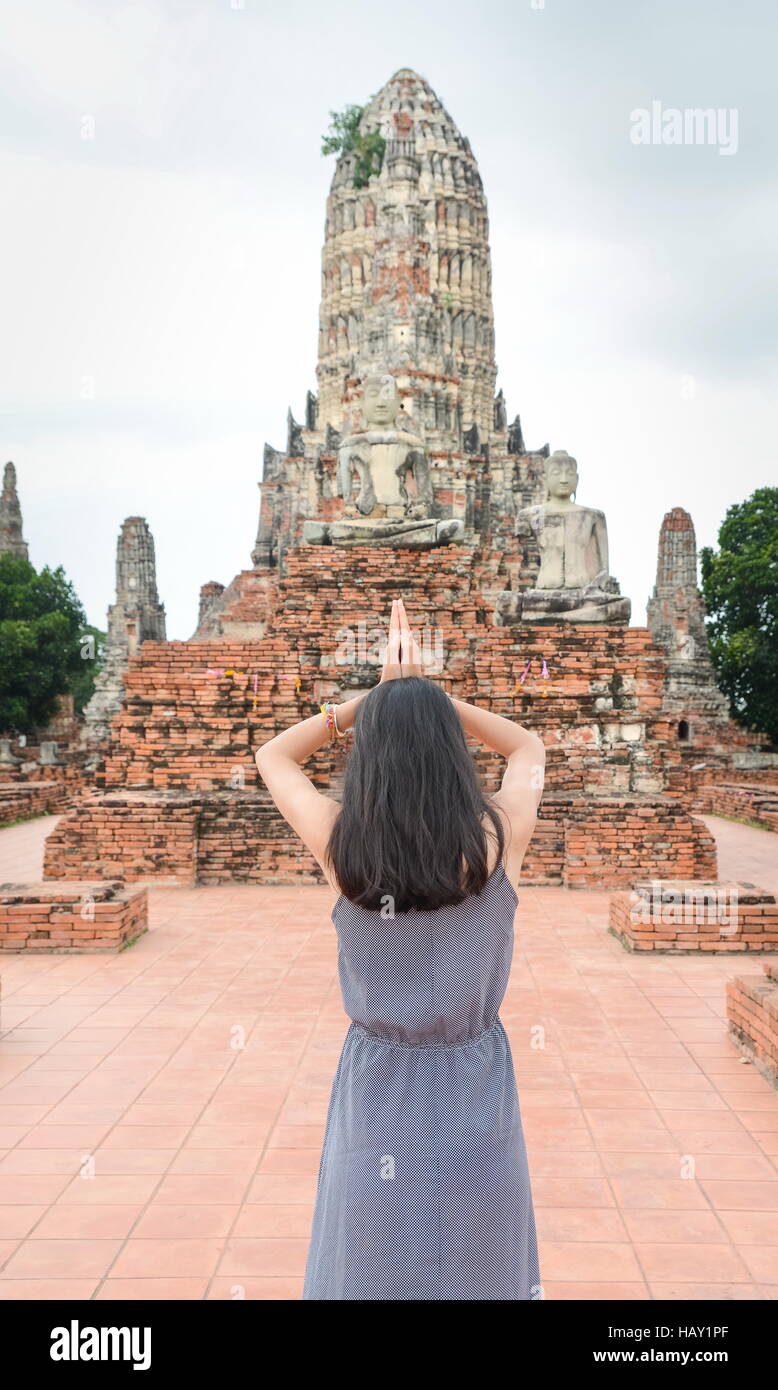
[303,373,463,550]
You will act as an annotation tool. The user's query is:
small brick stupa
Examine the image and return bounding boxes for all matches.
[46,69,764,888]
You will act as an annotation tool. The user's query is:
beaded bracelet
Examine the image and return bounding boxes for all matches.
[319,700,337,742]
[319,700,348,739]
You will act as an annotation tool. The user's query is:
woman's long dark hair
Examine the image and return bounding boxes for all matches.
[326,678,505,913]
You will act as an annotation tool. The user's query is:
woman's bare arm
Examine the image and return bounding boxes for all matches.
[254,599,409,884]
[450,698,542,762]
[254,693,367,883]
[450,697,546,874]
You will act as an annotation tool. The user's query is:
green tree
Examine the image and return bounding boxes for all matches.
[0,554,89,734]
[700,486,778,744]
[321,103,385,189]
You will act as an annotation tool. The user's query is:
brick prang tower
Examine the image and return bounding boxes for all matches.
[82,517,166,743]
[646,508,730,739]
[0,462,29,562]
[246,67,547,584]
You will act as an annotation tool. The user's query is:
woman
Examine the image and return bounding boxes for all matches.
[255,599,544,1301]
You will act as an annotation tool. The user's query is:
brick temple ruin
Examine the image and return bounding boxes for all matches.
[0,461,84,823]
[0,461,29,561]
[82,517,167,744]
[3,69,773,890]
[0,489,166,823]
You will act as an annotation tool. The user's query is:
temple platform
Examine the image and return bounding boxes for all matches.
[42,542,740,887]
[0,812,776,1300]
[43,788,716,889]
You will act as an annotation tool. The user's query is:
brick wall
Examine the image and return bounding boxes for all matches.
[44,788,716,889]
[561,801,716,889]
[0,781,67,826]
[727,965,778,1086]
[610,881,778,952]
[693,783,778,833]
[196,793,322,884]
[44,793,200,884]
[0,880,147,952]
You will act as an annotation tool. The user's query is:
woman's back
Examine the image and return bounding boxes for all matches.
[255,605,544,1298]
[333,863,518,1048]
[308,861,538,1299]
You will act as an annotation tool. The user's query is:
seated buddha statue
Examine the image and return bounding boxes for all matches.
[303,373,463,550]
[498,450,631,623]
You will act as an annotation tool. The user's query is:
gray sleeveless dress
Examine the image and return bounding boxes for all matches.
[303,863,540,1301]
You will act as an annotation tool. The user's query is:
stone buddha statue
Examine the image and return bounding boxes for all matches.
[498,450,630,623]
[339,373,432,520]
[303,373,463,549]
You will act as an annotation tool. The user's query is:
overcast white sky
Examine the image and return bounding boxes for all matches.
[1,0,776,637]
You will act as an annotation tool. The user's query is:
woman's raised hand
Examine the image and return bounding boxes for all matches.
[379,600,403,682]
[379,599,423,682]
[397,599,423,677]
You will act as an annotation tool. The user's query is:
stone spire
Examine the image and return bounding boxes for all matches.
[647,507,729,732]
[0,462,29,561]
[246,68,547,579]
[83,517,166,742]
[317,68,497,450]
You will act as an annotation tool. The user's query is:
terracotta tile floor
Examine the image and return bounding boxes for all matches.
[0,813,776,1301]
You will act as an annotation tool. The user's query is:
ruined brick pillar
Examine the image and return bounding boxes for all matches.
[197,581,226,632]
[646,507,729,740]
[82,517,167,742]
[0,461,29,561]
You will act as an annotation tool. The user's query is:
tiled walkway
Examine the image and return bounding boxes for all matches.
[0,815,776,1300]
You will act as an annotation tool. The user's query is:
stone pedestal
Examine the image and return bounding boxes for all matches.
[303,517,464,549]
[496,585,631,624]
